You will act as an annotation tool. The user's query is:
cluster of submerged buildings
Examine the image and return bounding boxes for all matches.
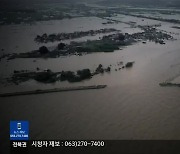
[106,25,173,45]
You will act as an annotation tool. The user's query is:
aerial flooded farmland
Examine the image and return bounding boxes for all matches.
[1,0,180,153]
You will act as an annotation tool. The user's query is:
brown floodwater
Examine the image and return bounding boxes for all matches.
[0,14,180,153]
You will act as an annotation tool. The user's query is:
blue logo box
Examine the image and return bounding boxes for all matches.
[10,121,29,140]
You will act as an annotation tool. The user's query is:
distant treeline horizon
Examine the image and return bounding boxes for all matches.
[99,0,180,7]
[0,0,180,8]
